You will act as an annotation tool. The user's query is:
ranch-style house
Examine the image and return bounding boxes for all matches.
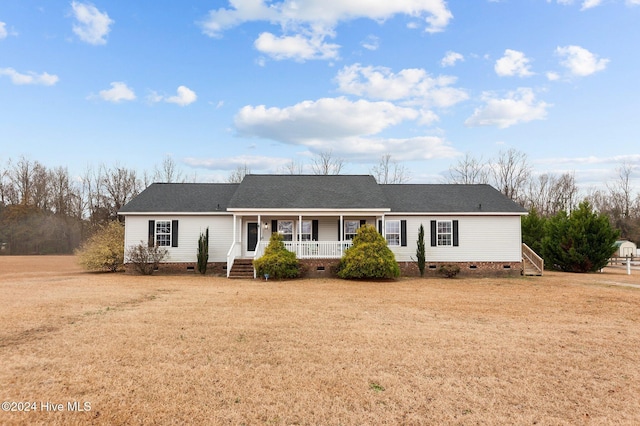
[118,174,541,277]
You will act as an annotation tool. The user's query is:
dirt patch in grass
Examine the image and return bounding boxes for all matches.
[1,256,639,425]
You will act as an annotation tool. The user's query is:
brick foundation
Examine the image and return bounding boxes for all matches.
[125,262,227,276]
[125,260,522,278]
[298,259,342,278]
[398,261,523,277]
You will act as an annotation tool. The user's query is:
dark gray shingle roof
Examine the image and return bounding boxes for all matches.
[380,184,527,213]
[118,183,238,213]
[119,177,526,214]
[228,175,387,209]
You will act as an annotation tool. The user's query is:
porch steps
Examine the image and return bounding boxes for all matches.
[523,259,543,276]
[228,259,255,279]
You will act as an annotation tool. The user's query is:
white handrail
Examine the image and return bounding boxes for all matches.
[226,241,239,278]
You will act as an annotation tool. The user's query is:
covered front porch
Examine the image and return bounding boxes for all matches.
[225,209,390,277]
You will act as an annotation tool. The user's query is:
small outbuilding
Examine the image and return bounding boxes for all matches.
[614,240,637,258]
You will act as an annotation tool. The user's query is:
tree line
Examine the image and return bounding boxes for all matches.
[446,148,640,244]
[1,149,638,255]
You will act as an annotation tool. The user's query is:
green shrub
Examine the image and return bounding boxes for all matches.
[416,224,426,277]
[337,224,400,280]
[253,233,300,279]
[542,201,619,272]
[438,264,460,278]
[197,228,209,274]
[126,242,168,275]
[75,221,124,272]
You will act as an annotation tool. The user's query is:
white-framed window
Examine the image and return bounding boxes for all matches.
[278,220,294,241]
[385,220,400,246]
[344,220,360,240]
[156,220,172,247]
[437,220,452,246]
[300,220,312,241]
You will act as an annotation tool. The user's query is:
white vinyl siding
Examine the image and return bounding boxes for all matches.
[124,215,233,263]
[386,215,522,262]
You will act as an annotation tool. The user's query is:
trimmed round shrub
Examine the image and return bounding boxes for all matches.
[253,232,300,279]
[337,224,400,280]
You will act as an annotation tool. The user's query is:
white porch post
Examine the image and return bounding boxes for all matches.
[233,214,237,244]
[339,214,343,255]
[298,214,302,257]
[257,214,262,250]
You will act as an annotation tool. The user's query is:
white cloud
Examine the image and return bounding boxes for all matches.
[361,35,380,51]
[233,96,457,160]
[148,86,198,106]
[494,49,534,77]
[627,0,640,5]
[549,0,606,9]
[202,0,452,35]
[464,88,550,129]
[0,22,7,39]
[556,45,608,77]
[0,68,59,86]
[200,0,452,61]
[98,82,136,103]
[440,51,464,67]
[254,32,340,61]
[335,64,468,108]
[71,1,113,45]
[581,0,602,9]
[184,155,288,171]
[166,86,198,106]
[546,71,560,81]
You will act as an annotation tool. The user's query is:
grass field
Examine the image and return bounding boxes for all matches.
[1,256,639,425]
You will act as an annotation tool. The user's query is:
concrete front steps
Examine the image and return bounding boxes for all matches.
[228,259,255,279]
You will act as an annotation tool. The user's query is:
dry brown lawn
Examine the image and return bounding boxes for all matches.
[0,256,639,425]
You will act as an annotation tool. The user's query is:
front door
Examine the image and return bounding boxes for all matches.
[247,222,258,253]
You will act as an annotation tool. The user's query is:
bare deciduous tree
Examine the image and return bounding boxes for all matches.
[445,153,490,184]
[311,150,344,175]
[371,154,411,184]
[153,155,185,183]
[524,172,578,216]
[490,148,531,203]
[99,164,142,222]
[227,164,251,183]
[278,159,305,175]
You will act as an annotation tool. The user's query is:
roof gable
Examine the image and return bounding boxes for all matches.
[228,175,387,210]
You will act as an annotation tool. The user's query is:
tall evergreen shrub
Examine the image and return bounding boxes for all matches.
[197,227,209,274]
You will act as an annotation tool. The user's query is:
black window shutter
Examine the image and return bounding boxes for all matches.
[430,220,436,247]
[312,220,319,241]
[337,220,341,241]
[401,220,407,247]
[378,220,382,234]
[148,220,155,247]
[272,220,278,233]
[360,219,367,227]
[171,220,179,247]
[453,220,459,247]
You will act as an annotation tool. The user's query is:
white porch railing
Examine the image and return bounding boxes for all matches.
[226,241,242,278]
[254,241,352,259]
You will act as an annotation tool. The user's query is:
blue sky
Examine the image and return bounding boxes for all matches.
[1,0,639,188]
